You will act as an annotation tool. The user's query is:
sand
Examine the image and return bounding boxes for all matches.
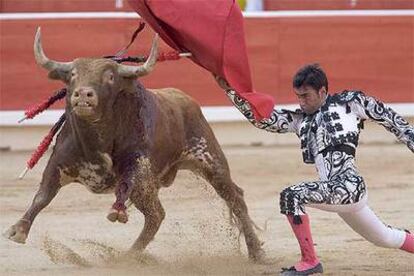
[0,143,413,275]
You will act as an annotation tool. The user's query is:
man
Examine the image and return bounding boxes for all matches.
[216,63,414,275]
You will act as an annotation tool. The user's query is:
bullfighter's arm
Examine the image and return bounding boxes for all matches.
[215,75,302,133]
[346,91,414,152]
[224,89,303,134]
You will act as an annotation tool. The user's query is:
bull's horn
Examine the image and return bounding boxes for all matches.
[118,34,159,78]
[34,27,73,72]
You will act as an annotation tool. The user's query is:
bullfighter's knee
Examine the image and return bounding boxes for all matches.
[279,186,304,216]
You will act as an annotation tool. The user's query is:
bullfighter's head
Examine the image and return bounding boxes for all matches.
[33,27,159,120]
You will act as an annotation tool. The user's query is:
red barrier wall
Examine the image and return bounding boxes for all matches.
[1,0,413,12]
[0,0,133,12]
[263,0,414,10]
[1,16,413,110]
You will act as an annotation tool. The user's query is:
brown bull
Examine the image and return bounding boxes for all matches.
[5,28,264,261]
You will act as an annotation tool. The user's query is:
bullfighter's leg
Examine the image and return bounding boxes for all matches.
[129,186,166,252]
[278,170,367,275]
[339,206,413,253]
[4,169,60,244]
[184,137,264,261]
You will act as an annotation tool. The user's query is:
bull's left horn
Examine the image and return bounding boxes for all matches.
[118,34,159,78]
[34,27,73,72]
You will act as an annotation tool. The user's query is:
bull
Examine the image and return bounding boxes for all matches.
[5,28,264,261]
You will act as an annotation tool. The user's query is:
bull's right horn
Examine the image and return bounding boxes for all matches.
[118,34,159,78]
[34,27,73,72]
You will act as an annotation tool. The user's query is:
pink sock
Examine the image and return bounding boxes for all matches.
[400,232,414,253]
[287,214,320,271]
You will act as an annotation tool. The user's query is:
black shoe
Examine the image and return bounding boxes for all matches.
[280,263,323,275]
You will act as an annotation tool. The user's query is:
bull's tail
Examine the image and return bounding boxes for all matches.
[227,207,264,232]
[227,206,266,252]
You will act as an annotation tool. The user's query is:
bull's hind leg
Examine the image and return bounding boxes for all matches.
[129,185,166,252]
[206,164,264,261]
[184,137,264,261]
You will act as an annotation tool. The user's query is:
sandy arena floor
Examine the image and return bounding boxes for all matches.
[0,144,413,275]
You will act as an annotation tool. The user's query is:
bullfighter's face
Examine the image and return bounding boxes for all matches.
[294,86,327,115]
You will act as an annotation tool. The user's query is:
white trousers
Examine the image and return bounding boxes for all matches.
[309,195,406,248]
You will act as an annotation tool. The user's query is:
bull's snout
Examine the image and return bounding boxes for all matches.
[73,87,96,100]
[71,87,98,117]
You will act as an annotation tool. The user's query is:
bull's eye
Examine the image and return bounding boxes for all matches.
[70,71,77,81]
[105,71,115,84]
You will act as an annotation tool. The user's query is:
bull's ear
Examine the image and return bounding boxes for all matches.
[48,69,70,82]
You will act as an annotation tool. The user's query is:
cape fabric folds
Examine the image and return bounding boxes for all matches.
[128,0,274,120]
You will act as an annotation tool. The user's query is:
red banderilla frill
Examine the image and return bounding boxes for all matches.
[19,113,66,179]
[18,88,67,123]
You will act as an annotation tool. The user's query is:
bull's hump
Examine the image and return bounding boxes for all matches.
[150,88,193,103]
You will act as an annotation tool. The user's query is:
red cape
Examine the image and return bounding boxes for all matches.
[128,0,274,120]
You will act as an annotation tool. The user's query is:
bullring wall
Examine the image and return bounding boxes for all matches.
[1,9,413,149]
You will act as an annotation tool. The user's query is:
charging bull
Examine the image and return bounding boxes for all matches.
[4,28,264,261]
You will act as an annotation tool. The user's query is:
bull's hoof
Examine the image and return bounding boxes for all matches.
[106,209,119,222]
[106,208,128,223]
[117,211,128,223]
[3,220,30,244]
[123,250,159,265]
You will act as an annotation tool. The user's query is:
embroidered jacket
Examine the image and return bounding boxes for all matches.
[225,89,414,163]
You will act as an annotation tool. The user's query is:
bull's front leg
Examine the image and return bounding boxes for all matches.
[107,153,140,224]
[106,179,130,223]
[4,169,60,244]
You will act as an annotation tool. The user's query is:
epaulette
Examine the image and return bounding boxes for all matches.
[330,90,366,105]
[280,108,304,115]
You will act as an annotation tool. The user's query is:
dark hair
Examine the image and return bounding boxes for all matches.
[293,63,328,92]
